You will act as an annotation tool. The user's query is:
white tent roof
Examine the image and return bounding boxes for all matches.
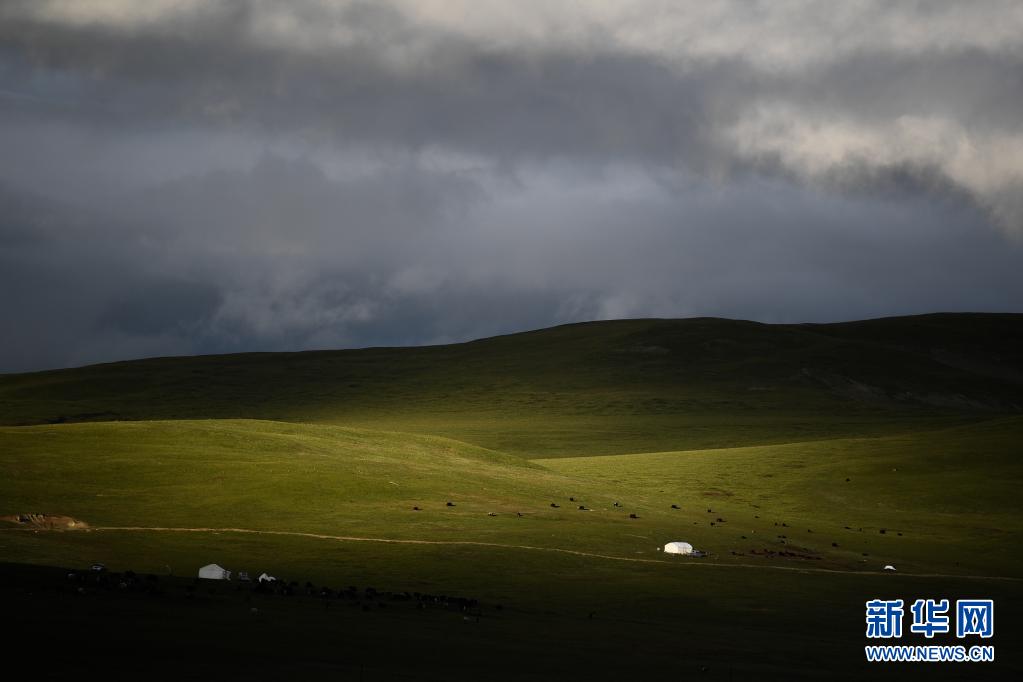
[198,563,231,580]
[664,541,694,555]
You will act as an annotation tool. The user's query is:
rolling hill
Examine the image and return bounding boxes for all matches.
[2,313,1021,680]
[2,415,1021,576]
[1,313,1021,456]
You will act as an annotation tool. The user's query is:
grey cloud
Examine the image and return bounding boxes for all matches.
[3,2,1021,234]
[3,155,1020,373]
[796,49,1023,132]
[0,13,745,167]
[98,279,222,336]
[0,2,1021,372]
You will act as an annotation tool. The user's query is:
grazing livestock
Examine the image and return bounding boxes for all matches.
[629,513,638,519]
[446,502,455,507]
[671,504,680,509]
[550,503,560,508]
[578,505,590,511]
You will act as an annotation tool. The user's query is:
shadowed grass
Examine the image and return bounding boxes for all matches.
[1,314,1021,679]
[2,314,1020,456]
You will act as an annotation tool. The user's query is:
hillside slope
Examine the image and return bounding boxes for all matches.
[0,420,560,539]
[541,415,1023,577]
[2,316,1021,681]
[1,313,1020,456]
[2,417,1020,576]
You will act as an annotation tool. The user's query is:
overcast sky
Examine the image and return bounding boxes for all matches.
[1,1,1022,372]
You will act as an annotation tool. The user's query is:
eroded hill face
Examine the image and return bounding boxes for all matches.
[0,314,1020,456]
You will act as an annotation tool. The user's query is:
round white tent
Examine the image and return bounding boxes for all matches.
[198,563,231,580]
[664,541,694,555]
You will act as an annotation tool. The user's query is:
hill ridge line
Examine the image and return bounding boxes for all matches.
[4,525,1019,582]
[9,311,1022,374]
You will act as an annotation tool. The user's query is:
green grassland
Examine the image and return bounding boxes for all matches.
[1,314,1022,679]
[3,314,1020,456]
[2,417,1021,576]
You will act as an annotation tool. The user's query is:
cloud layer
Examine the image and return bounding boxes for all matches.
[1,1,1021,371]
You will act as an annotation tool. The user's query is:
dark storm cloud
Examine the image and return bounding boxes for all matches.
[0,1,1021,371]
[0,6,748,170]
[2,1,1021,225]
[98,279,222,336]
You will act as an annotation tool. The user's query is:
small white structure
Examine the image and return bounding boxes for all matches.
[258,572,276,583]
[883,565,897,572]
[198,563,231,580]
[663,541,694,555]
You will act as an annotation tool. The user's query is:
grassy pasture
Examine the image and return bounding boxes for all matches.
[2,417,1021,577]
[3,314,1020,456]
[1,314,1021,679]
[2,535,1020,681]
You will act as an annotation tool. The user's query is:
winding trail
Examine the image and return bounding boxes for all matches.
[5,524,1020,582]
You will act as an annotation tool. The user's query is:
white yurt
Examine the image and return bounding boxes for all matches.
[663,541,694,555]
[198,563,231,580]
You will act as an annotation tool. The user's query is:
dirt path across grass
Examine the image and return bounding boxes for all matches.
[4,524,1020,582]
